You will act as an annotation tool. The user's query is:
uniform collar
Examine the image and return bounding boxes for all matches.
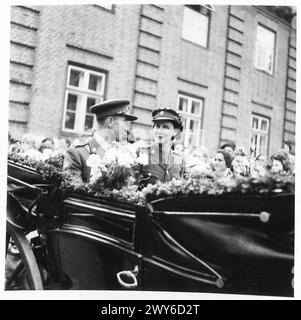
[149,144,174,167]
[87,136,105,157]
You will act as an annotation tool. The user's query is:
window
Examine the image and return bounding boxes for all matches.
[250,114,270,157]
[182,5,211,47]
[255,25,276,74]
[62,64,106,134]
[177,94,204,148]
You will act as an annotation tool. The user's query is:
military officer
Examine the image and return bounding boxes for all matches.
[139,108,185,187]
[63,99,137,184]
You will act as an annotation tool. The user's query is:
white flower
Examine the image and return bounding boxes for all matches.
[86,154,103,168]
[186,161,212,177]
[89,167,103,184]
[102,147,118,165]
[117,151,135,167]
[40,148,55,161]
[136,151,148,165]
[250,163,267,178]
[22,149,42,161]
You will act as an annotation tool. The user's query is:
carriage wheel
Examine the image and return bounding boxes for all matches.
[5,223,43,290]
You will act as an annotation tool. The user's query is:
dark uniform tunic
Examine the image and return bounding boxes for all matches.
[140,144,184,187]
[63,136,105,184]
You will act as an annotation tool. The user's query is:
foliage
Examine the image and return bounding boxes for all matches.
[7,145,295,206]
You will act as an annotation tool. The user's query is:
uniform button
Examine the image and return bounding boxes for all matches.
[151,150,155,154]
[93,147,97,153]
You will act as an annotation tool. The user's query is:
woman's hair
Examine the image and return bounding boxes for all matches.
[216,149,233,169]
[270,150,292,173]
[41,137,54,145]
[21,133,36,145]
[220,142,236,151]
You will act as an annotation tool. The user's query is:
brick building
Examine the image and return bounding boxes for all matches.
[9,4,296,156]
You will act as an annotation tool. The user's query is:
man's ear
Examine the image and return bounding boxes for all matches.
[106,116,114,128]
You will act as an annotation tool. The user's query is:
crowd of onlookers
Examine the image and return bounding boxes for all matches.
[8,132,72,159]
[179,141,295,178]
[8,131,295,178]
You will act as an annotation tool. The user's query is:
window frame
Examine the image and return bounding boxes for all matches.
[177,93,204,148]
[254,23,276,75]
[250,113,271,157]
[182,5,211,48]
[62,64,106,134]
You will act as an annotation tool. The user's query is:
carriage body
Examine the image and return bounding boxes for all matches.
[6,160,294,296]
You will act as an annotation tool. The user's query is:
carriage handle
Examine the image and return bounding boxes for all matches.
[116,265,139,288]
[151,209,271,223]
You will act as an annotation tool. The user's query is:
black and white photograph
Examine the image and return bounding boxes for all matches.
[1,1,299,300]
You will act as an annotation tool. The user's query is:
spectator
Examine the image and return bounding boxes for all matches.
[8,133,21,153]
[256,154,267,166]
[250,154,268,177]
[54,136,71,153]
[283,141,294,155]
[283,141,295,172]
[211,149,233,178]
[220,142,236,158]
[20,133,37,152]
[270,150,293,175]
[20,133,41,158]
[185,146,210,175]
[39,137,54,153]
[232,154,250,176]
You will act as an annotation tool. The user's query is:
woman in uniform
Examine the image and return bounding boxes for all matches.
[139,108,184,187]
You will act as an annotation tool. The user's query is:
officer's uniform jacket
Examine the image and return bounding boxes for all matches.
[140,144,184,186]
[63,136,105,184]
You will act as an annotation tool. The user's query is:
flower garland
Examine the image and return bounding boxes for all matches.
[136,173,295,204]
[8,150,66,182]
[7,146,295,206]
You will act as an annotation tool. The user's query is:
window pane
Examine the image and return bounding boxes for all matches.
[261,120,268,132]
[189,119,195,130]
[65,112,75,129]
[255,25,275,73]
[191,100,201,115]
[86,97,98,112]
[85,115,95,132]
[89,74,103,92]
[69,69,84,87]
[67,94,78,111]
[188,133,194,147]
[250,115,269,157]
[254,134,257,146]
[261,136,267,153]
[179,97,188,112]
[182,6,208,47]
[252,117,259,130]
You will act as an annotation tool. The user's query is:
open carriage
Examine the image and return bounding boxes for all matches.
[6,160,294,296]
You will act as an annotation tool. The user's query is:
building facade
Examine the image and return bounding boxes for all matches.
[9,4,296,156]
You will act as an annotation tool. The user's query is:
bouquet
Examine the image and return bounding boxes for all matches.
[86,142,143,192]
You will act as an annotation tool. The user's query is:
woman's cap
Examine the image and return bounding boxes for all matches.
[152,108,183,131]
